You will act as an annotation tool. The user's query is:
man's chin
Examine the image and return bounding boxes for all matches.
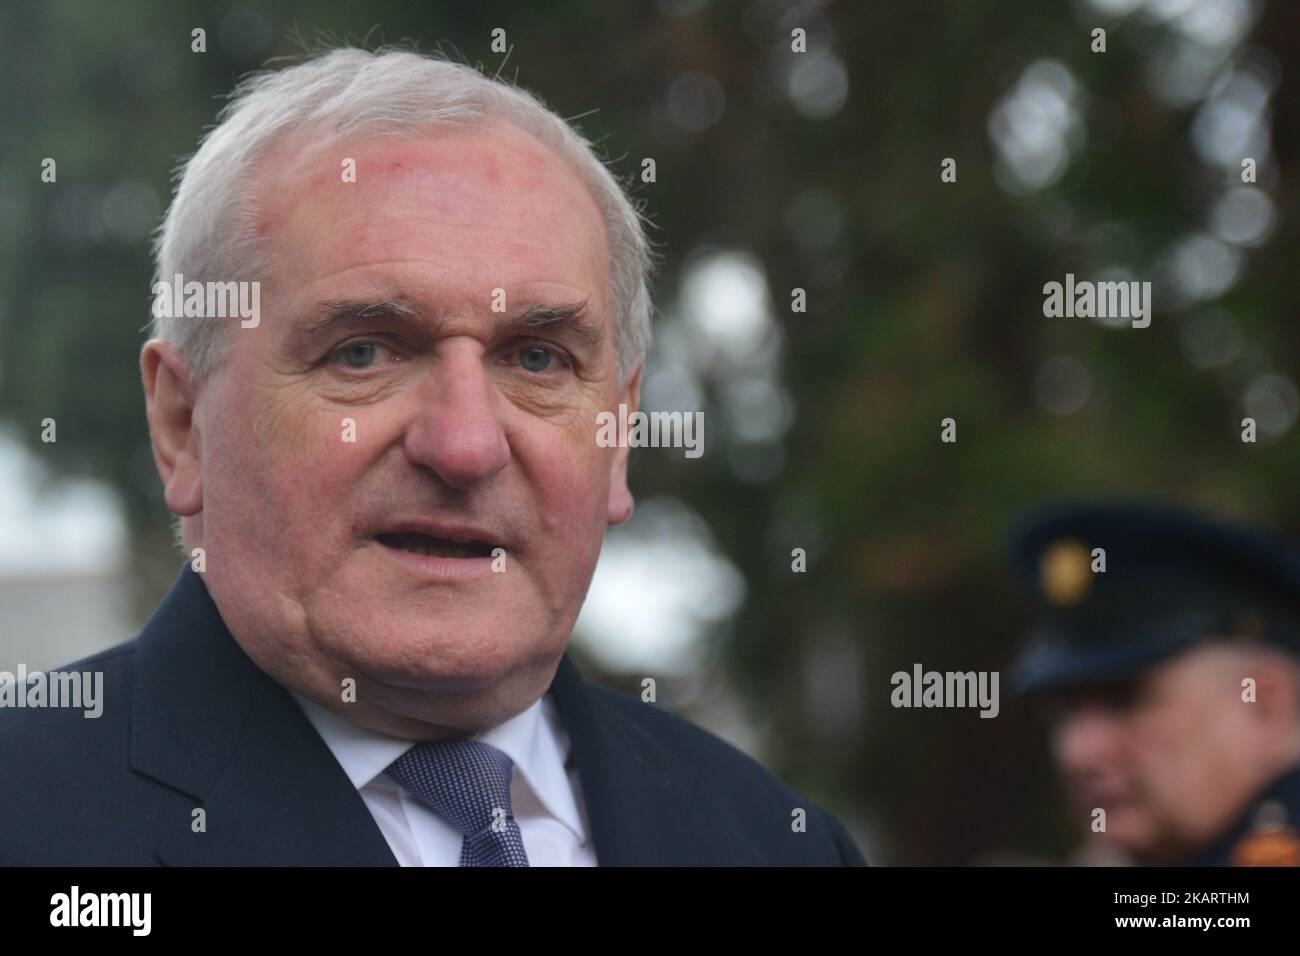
[351,651,563,734]
[322,626,560,692]
[1099,813,1169,861]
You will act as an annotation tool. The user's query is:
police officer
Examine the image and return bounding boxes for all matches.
[1011,502,1300,866]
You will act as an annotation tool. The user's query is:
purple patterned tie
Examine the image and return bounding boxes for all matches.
[385,739,530,867]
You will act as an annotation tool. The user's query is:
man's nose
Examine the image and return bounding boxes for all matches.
[403,348,510,490]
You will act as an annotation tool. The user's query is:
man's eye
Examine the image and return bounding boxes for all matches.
[331,341,383,369]
[516,344,565,374]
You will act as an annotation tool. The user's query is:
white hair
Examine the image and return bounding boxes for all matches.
[151,46,654,383]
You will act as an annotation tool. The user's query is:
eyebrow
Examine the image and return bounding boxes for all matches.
[512,298,603,350]
[291,299,420,348]
[290,296,604,351]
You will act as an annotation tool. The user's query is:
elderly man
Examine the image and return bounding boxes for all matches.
[0,48,864,866]
[1011,502,1300,866]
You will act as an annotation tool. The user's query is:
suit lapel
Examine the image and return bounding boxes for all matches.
[132,565,398,866]
[547,653,762,864]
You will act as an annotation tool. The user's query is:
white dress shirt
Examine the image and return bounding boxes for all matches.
[292,689,597,866]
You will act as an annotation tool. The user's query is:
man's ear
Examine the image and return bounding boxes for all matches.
[141,339,203,518]
[606,363,642,527]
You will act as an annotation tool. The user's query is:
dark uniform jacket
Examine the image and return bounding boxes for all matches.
[1185,764,1300,867]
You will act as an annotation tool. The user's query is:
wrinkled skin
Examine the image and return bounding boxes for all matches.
[142,121,641,739]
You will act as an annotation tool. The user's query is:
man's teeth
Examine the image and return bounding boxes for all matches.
[378,532,487,558]
[397,541,476,558]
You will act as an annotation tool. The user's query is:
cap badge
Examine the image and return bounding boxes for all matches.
[1041,537,1092,607]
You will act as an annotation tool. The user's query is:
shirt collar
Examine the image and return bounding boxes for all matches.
[291,690,586,843]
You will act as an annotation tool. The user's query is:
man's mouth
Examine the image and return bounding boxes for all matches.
[375,531,498,559]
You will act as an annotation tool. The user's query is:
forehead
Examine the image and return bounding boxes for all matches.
[254,121,610,314]
[1056,651,1220,715]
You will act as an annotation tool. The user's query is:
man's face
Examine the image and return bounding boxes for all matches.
[169,122,637,737]
[1047,645,1272,862]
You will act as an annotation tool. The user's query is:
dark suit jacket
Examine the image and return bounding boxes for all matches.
[0,565,866,866]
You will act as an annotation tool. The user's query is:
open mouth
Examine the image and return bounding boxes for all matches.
[375,532,497,559]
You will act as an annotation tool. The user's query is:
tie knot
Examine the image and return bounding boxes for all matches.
[386,739,517,840]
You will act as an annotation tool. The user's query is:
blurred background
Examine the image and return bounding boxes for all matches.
[2,0,1299,865]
